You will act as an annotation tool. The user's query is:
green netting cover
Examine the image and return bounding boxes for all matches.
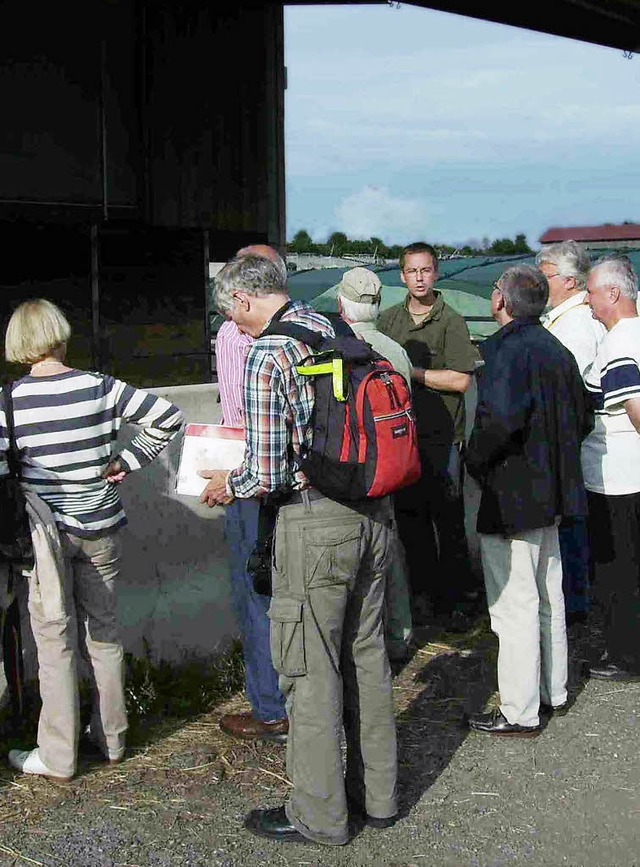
[287,249,640,342]
[310,282,496,341]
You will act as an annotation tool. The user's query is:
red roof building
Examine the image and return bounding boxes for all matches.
[539,224,640,250]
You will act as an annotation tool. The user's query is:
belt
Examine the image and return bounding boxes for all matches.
[285,488,391,523]
[286,487,327,505]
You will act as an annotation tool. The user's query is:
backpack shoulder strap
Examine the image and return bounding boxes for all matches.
[322,312,355,338]
[2,383,20,479]
[263,320,326,350]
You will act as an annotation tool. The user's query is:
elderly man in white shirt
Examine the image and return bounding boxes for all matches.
[583,254,640,681]
[537,241,605,376]
[536,240,605,624]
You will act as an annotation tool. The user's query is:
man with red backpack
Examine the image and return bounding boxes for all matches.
[200,254,400,846]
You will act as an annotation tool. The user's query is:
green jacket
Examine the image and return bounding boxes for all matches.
[378,292,478,445]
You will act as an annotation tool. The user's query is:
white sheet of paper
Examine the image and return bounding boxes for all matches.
[176,424,245,497]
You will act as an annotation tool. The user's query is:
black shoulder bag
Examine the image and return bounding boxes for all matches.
[246,493,287,596]
[0,384,30,722]
[0,385,34,570]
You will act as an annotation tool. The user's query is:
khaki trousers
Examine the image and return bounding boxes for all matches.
[28,531,127,777]
[480,525,568,727]
[269,494,397,846]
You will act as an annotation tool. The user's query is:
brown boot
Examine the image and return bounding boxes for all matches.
[219,712,288,743]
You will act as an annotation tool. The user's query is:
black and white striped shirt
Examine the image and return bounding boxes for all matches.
[582,318,640,495]
[0,370,184,538]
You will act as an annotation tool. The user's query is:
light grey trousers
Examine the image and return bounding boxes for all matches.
[269,494,398,846]
[480,525,568,727]
[384,523,413,648]
[27,531,127,777]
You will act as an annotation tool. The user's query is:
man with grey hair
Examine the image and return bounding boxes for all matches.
[236,243,288,281]
[200,255,397,845]
[583,254,640,681]
[337,266,413,661]
[536,240,604,376]
[214,244,288,744]
[466,264,591,736]
[536,240,605,623]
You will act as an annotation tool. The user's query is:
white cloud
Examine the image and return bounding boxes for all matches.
[334,187,429,242]
[285,5,640,244]
[286,5,640,176]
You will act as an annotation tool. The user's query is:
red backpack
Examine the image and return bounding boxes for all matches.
[264,317,421,501]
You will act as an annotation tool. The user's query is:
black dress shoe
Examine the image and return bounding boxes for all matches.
[347,798,397,829]
[444,609,473,633]
[386,640,412,663]
[566,611,587,628]
[468,708,540,738]
[539,701,570,717]
[244,805,312,844]
[589,661,640,681]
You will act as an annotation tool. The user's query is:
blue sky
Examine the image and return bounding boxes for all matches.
[284,3,640,249]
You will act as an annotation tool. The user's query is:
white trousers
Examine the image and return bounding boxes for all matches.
[480,525,567,727]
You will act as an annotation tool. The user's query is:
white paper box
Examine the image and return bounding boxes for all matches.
[176,424,245,497]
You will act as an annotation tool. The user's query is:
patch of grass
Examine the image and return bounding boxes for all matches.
[124,640,245,723]
[0,681,40,754]
[0,640,246,756]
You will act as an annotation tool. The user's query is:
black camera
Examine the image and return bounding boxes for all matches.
[247,539,273,596]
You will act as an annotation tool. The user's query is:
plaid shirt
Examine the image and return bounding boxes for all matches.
[228,301,334,499]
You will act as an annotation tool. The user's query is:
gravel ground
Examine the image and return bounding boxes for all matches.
[1,621,639,867]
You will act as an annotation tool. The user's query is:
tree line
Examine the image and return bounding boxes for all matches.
[288,230,534,259]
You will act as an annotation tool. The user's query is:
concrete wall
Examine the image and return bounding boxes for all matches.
[287,254,385,270]
[116,383,235,663]
[581,240,640,250]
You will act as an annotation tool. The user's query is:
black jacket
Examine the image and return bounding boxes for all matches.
[466,318,593,535]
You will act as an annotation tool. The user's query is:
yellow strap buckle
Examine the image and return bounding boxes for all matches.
[296,356,347,401]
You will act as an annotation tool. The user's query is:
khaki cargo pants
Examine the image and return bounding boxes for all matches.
[27,531,127,777]
[269,493,398,846]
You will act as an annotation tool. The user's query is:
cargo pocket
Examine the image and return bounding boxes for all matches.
[268,597,306,677]
[304,523,363,590]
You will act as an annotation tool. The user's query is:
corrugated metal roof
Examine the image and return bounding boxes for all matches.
[285,1,640,53]
[540,224,640,243]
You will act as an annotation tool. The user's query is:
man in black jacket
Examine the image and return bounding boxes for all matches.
[466,265,592,737]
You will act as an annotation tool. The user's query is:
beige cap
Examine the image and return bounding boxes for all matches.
[337,267,382,304]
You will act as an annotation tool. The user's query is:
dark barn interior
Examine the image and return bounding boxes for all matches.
[0,0,285,384]
[1,0,638,384]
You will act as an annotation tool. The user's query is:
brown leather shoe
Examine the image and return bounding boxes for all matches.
[219,712,288,743]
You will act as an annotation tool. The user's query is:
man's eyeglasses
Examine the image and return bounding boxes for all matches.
[492,281,502,293]
[403,267,435,277]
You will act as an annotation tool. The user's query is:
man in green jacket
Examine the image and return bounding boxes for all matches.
[378,242,479,624]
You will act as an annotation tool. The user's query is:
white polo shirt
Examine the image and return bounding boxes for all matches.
[542,291,605,377]
[582,317,640,495]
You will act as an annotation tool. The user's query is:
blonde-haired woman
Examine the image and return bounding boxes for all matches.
[3,299,183,780]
